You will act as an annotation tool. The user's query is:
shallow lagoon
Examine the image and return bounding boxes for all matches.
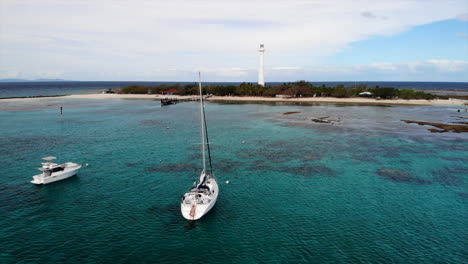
[0,98,467,263]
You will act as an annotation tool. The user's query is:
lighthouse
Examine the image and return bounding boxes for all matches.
[258,44,265,86]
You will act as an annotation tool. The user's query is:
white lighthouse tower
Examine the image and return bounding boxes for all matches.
[258,44,265,86]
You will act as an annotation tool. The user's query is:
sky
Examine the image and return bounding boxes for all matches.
[0,0,467,82]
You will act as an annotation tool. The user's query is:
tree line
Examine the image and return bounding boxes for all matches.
[119,81,438,100]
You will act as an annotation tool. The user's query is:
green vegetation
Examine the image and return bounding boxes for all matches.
[119,81,438,100]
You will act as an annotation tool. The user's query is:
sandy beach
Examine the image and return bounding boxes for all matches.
[207,95,467,106]
[1,93,467,106]
[59,93,468,106]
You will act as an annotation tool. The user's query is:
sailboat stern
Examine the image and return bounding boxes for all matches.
[181,178,218,220]
[181,203,206,220]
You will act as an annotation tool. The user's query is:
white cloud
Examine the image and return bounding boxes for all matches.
[272,67,303,70]
[422,59,468,72]
[1,59,467,82]
[0,0,466,81]
[199,67,251,78]
[262,60,468,81]
[0,70,22,79]
[132,60,468,82]
[366,63,399,71]
[456,13,468,21]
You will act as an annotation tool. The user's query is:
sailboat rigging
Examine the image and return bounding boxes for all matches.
[181,72,219,220]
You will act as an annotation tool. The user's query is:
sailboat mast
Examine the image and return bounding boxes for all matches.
[198,72,206,173]
[203,98,213,175]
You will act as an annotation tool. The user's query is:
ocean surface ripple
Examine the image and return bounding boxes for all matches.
[0,98,467,263]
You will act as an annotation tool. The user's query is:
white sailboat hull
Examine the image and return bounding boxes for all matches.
[181,178,218,220]
[181,73,219,220]
[31,162,81,185]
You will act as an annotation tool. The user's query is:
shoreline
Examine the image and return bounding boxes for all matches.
[0,94,67,100]
[1,93,467,106]
[207,96,467,106]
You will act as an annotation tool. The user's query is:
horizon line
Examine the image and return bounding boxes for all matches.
[1,79,467,83]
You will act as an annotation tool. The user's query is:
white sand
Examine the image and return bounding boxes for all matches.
[2,93,467,106]
[68,94,164,99]
[208,96,468,106]
[70,94,467,106]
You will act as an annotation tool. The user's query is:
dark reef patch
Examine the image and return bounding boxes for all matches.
[433,174,462,186]
[238,148,305,163]
[440,144,468,152]
[457,193,468,198]
[402,120,468,133]
[279,122,315,129]
[248,160,275,171]
[451,116,468,120]
[404,146,433,155]
[311,116,341,124]
[381,148,402,158]
[145,163,197,173]
[278,165,336,178]
[261,138,316,151]
[239,139,326,164]
[302,155,321,162]
[184,220,198,230]
[0,185,45,214]
[229,126,250,130]
[433,167,466,186]
[248,160,336,178]
[279,120,350,133]
[311,118,331,123]
[441,156,468,162]
[139,120,168,126]
[185,144,221,151]
[55,119,103,124]
[0,136,68,155]
[351,152,378,163]
[146,203,179,216]
[213,158,243,173]
[377,168,431,184]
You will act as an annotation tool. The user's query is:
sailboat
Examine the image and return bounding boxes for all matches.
[31,107,82,185]
[181,73,219,220]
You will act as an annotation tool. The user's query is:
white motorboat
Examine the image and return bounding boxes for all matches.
[31,156,81,185]
[181,73,218,220]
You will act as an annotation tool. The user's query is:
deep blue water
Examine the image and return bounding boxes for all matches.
[0,97,467,263]
[0,81,467,98]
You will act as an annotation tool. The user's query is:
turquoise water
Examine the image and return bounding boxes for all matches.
[0,98,467,263]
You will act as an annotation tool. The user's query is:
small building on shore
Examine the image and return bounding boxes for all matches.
[275,94,293,98]
[102,88,117,94]
[358,92,374,97]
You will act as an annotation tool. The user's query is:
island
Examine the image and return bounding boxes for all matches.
[3,81,467,106]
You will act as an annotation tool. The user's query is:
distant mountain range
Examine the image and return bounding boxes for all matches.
[0,78,71,82]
